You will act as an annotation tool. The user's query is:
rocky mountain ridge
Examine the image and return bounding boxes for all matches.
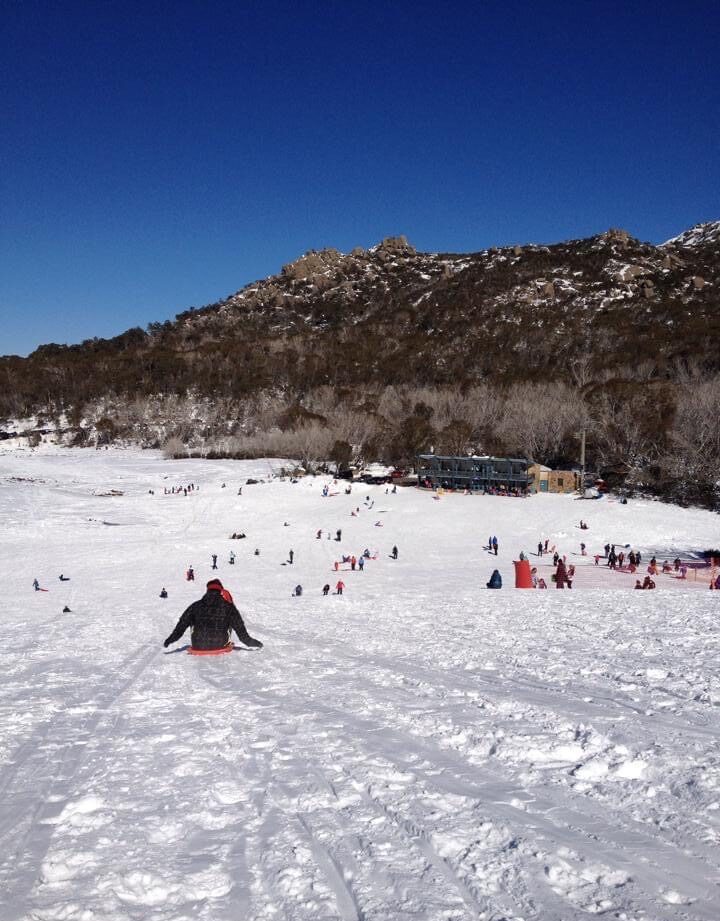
[1,222,719,507]
[160,222,720,393]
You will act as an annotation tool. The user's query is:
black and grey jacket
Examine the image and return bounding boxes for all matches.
[164,589,262,650]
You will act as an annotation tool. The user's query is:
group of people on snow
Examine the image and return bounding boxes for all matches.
[486,516,710,591]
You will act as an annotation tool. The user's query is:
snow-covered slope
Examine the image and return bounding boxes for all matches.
[1,448,719,920]
[662,220,720,248]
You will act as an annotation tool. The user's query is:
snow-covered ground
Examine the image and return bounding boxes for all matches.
[1,447,719,921]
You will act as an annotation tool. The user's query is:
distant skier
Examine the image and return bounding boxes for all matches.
[391,545,398,560]
[336,529,342,541]
[289,549,294,564]
[293,585,303,597]
[186,566,195,581]
[211,554,218,570]
[492,536,498,555]
[537,542,543,557]
[322,583,330,596]
[163,579,263,651]
[316,529,322,539]
[62,605,71,613]
[358,557,364,571]
[59,574,70,581]
[229,551,236,565]
[160,588,168,598]
[33,579,40,591]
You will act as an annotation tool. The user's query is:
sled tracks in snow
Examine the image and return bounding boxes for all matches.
[195,669,720,921]
[0,644,158,919]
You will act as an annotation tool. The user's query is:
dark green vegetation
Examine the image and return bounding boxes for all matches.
[2,226,719,507]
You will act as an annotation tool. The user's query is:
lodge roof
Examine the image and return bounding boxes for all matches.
[417,454,528,464]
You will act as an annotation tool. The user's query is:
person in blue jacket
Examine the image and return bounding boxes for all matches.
[487,569,502,589]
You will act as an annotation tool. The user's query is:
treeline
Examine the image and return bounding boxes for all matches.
[3,230,719,421]
[148,374,720,509]
[5,353,719,508]
[3,227,719,507]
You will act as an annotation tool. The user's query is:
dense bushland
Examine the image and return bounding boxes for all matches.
[2,228,719,507]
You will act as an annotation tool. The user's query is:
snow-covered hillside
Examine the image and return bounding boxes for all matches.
[662,221,720,248]
[1,448,719,920]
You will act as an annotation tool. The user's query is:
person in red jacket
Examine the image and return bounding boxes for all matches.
[336,580,345,595]
[555,559,570,589]
[163,580,263,651]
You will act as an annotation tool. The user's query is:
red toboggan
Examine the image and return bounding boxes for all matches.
[188,644,233,656]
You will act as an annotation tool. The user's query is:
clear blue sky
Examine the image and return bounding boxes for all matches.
[2,0,719,357]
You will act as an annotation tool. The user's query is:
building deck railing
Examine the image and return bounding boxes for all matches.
[416,455,530,489]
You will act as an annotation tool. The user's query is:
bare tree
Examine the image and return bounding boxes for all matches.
[292,422,335,470]
[665,377,720,480]
[496,383,586,461]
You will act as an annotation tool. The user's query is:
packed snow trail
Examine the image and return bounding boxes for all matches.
[1,448,719,920]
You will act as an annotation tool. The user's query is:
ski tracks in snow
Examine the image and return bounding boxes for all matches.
[3,607,719,920]
[0,643,158,919]
[2,453,720,920]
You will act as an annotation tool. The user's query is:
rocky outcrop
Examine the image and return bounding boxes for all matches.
[282,248,343,280]
[374,235,416,256]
